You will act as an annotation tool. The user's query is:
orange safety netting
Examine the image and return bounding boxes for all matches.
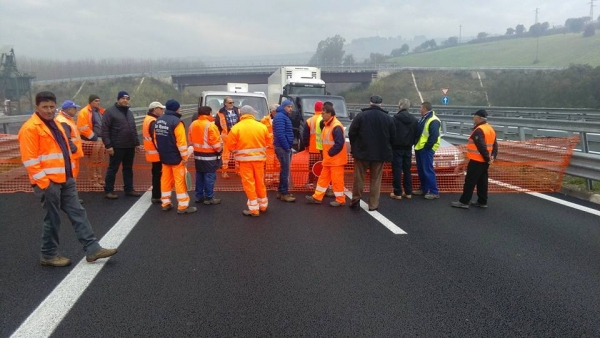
[0,134,579,194]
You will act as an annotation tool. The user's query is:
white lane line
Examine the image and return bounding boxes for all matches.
[10,192,152,338]
[344,191,407,235]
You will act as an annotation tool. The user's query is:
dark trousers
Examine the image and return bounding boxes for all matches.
[392,149,413,195]
[151,161,162,199]
[351,159,384,209]
[104,147,135,193]
[459,160,490,205]
[275,146,292,195]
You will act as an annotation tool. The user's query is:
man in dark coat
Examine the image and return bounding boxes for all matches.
[390,98,418,200]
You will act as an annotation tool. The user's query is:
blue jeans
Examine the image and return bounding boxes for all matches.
[392,149,413,196]
[415,149,438,195]
[275,146,292,195]
[195,172,217,200]
[33,178,101,259]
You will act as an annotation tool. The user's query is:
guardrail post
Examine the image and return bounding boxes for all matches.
[532,128,538,138]
[581,132,594,190]
[518,127,526,141]
[441,121,447,134]
[2,123,7,134]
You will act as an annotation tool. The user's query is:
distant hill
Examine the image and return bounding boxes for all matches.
[387,33,600,67]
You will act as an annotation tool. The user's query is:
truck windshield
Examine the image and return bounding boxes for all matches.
[299,97,348,118]
[204,95,269,118]
[288,86,326,96]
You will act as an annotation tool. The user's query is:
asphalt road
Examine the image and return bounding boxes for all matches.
[1,187,600,337]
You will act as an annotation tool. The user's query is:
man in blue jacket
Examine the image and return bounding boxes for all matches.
[272,100,296,202]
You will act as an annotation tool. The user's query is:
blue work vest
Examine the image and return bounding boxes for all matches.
[155,111,183,165]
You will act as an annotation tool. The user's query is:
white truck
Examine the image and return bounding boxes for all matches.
[197,90,269,120]
[267,66,326,105]
[226,83,249,93]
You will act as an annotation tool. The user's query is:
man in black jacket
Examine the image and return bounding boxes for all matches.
[102,91,142,199]
[348,95,396,211]
[390,98,418,200]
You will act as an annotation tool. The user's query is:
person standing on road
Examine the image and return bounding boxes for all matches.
[272,100,296,202]
[305,104,348,207]
[77,94,105,187]
[414,101,441,200]
[348,95,396,211]
[142,101,166,204]
[390,98,419,200]
[451,110,498,209]
[101,91,142,199]
[189,105,223,205]
[56,100,84,180]
[215,96,240,179]
[226,105,270,217]
[261,103,279,187]
[19,91,117,267]
[156,99,196,214]
[302,100,324,188]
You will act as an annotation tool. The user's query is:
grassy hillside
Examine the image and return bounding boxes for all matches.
[387,33,600,67]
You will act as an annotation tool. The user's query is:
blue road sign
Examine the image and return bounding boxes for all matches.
[442,96,449,105]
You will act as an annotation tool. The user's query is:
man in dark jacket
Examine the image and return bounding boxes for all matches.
[101,91,142,199]
[215,96,240,178]
[348,95,396,211]
[390,98,418,200]
[272,99,296,202]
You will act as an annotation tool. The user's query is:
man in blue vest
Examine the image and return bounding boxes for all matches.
[414,101,441,200]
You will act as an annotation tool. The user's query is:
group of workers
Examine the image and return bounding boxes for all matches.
[18,89,498,267]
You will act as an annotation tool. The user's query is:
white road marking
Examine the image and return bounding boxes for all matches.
[10,192,152,338]
[345,191,407,235]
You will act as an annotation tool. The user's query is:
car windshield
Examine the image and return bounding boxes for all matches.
[204,95,269,118]
[299,97,348,118]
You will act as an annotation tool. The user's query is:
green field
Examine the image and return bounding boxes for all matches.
[388,33,600,67]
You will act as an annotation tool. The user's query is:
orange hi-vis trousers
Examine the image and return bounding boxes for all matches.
[312,165,346,204]
[73,158,80,179]
[239,161,268,215]
[161,162,190,210]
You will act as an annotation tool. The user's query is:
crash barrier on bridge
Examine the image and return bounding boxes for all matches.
[0,135,579,194]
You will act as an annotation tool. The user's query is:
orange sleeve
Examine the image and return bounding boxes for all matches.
[18,123,50,189]
[174,122,188,160]
[76,108,94,139]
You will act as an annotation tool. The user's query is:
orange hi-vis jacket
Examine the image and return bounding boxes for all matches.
[19,113,75,189]
[260,114,274,148]
[77,104,105,140]
[227,115,269,162]
[189,115,222,154]
[142,114,160,162]
[321,116,348,167]
[306,110,323,153]
[467,123,496,163]
[56,111,84,160]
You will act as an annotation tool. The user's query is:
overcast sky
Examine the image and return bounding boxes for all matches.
[0,0,592,60]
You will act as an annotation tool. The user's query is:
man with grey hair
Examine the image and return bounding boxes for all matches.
[390,98,418,200]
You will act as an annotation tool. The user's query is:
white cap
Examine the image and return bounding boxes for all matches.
[240,105,261,119]
[149,101,166,109]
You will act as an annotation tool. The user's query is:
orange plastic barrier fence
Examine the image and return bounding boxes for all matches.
[0,134,579,194]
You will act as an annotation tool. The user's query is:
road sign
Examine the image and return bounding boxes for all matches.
[442,96,450,105]
[441,88,449,96]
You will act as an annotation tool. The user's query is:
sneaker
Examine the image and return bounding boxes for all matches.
[470,202,488,208]
[162,204,173,211]
[151,198,162,204]
[203,197,221,205]
[329,201,346,207]
[424,193,440,200]
[105,192,118,199]
[305,195,322,204]
[402,193,412,199]
[177,206,197,214]
[40,255,71,267]
[451,201,469,209]
[242,209,259,217]
[86,248,118,262]
[280,194,296,202]
[390,192,402,200]
[125,191,141,197]
[413,189,424,195]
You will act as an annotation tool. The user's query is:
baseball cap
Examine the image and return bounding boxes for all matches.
[61,100,81,110]
[149,101,166,109]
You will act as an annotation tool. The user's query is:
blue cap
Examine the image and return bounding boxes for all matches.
[61,100,81,110]
[117,91,130,100]
[165,99,180,112]
[281,99,293,107]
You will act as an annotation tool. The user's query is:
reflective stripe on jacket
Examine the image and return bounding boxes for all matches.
[142,114,160,162]
[189,115,223,172]
[77,104,105,140]
[467,123,496,162]
[56,111,84,160]
[226,114,268,162]
[415,112,441,151]
[321,117,348,166]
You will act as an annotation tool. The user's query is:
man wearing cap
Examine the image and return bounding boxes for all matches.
[215,96,240,179]
[451,110,498,209]
[390,98,419,200]
[226,105,270,216]
[77,94,105,187]
[302,101,324,188]
[56,100,84,181]
[143,101,166,203]
[101,91,142,199]
[272,100,296,202]
[414,101,441,200]
[348,95,396,211]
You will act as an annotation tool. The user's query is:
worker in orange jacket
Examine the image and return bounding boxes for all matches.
[19,91,117,267]
[302,101,324,187]
[142,101,166,204]
[305,104,348,206]
[188,106,223,205]
[215,96,240,179]
[227,105,269,217]
[155,99,196,214]
[261,103,279,187]
[56,100,84,180]
[77,94,105,187]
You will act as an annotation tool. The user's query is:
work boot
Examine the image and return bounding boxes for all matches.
[151,198,162,204]
[470,201,488,208]
[280,194,296,202]
[329,201,345,207]
[412,189,424,196]
[105,192,118,199]
[195,197,206,203]
[242,209,260,217]
[349,199,361,210]
[305,195,322,204]
[203,197,221,205]
[125,191,141,197]
[40,255,71,267]
[86,248,118,262]
[451,201,469,209]
[177,206,197,214]
[162,204,173,211]
[390,192,402,200]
